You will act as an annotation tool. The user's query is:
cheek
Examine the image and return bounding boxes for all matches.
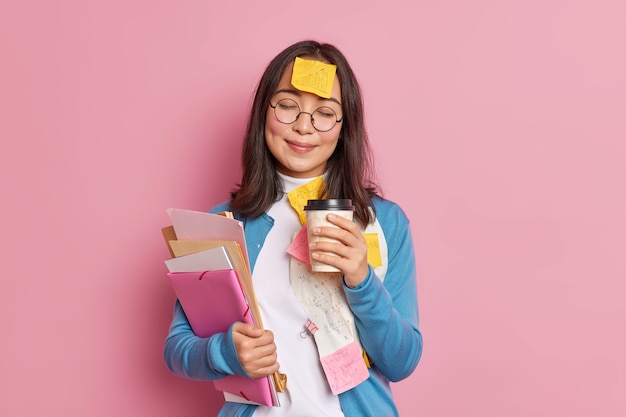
[319,131,341,147]
[265,112,286,138]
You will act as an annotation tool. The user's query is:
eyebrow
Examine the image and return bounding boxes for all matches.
[273,88,342,106]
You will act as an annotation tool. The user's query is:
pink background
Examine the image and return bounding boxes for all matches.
[1,1,625,416]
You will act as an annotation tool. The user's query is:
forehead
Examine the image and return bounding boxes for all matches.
[276,60,342,101]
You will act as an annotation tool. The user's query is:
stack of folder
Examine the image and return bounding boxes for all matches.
[162,208,282,407]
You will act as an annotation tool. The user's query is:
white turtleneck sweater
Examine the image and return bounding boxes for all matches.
[252,173,344,417]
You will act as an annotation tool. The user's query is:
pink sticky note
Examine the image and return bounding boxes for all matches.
[320,341,370,395]
[287,225,310,265]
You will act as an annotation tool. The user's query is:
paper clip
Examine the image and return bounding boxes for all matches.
[299,319,318,339]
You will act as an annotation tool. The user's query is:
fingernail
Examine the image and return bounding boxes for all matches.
[327,213,336,220]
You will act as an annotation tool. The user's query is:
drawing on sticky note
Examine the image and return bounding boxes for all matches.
[320,340,370,394]
[287,176,325,224]
[363,233,382,268]
[291,57,337,99]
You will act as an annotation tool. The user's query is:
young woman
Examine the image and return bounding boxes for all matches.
[164,40,423,416]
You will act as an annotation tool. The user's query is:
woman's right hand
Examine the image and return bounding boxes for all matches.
[231,322,280,378]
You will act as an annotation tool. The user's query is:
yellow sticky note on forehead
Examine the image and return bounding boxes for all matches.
[291,57,337,98]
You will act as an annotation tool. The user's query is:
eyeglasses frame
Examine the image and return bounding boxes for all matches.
[268,98,343,132]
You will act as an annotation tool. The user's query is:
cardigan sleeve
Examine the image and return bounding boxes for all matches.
[163,300,249,380]
[344,199,423,382]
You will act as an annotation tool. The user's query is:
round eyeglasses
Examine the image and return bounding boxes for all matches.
[269,98,342,132]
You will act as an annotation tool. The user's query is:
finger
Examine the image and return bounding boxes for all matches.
[239,345,279,378]
[310,235,367,261]
[325,213,358,230]
[232,322,264,338]
[253,331,277,351]
[238,341,277,364]
[311,226,356,247]
[310,240,369,282]
[247,360,281,378]
[325,214,364,239]
[234,330,276,357]
[310,250,344,270]
[313,221,364,246]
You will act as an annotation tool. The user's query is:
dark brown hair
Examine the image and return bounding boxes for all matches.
[230,40,380,226]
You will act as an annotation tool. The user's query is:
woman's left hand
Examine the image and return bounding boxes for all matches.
[308,213,369,288]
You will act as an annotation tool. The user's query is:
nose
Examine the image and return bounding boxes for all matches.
[292,111,316,134]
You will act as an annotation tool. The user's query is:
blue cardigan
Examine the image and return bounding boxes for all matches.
[164,196,423,416]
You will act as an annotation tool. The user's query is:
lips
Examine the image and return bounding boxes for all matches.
[286,139,315,153]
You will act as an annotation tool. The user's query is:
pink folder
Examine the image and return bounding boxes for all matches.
[167,269,275,406]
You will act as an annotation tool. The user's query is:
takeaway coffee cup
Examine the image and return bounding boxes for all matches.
[304,199,355,272]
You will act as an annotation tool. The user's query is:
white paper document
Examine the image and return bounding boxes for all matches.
[164,245,233,272]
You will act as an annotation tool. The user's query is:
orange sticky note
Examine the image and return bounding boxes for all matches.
[291,57,337,98]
